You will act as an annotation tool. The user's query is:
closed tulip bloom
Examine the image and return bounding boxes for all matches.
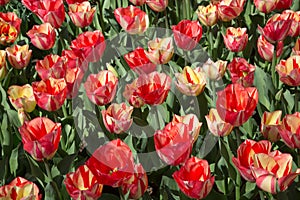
[254,0,279,13]
[0,12,22,33]
[124,47,156,75]
[228,57,256,87]
[282,10,300,37]
[7,84,36,113]
[145,37,174,64]
[70,30,106,63]
[121,164,148,199]
[206,108,233,137]
[65,63,84,99]
[216,83,258,126]
[19,117,61,161]
[197,4,218,27]
[64,165,103,200]
[0,177,40,200]
[68,1,96,28]
[202,58,227,80]
[32,78,67,111]
[123,79,145,108]
[114,5,149,35]
[218,0,246,22]
[279,112,300,149]
[276,55,300,86]
[251,151,300,194]
[232,139,272,181]
[275,0,293,10]
[175,66,206,96]
[146,0,168,12]
[173,157,214,199]
[27,23,56,50]
[102,103,133,134]
[223,27,248,52]
[172,20,203,51]
[129,0,146,6]
[6,44,32,69]
[257,35,283,61]
[84,70,118,106]
[0,21,18,46]
[154,122,192,166]
[35,54,66,80]
[86,139,135,187]
[260,110,282,142]
[0,50,6,81]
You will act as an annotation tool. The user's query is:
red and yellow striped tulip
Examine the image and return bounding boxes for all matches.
[218,0,246,22]
[68,1,96,28]
[202,58,227,81]
[223,27,248,52]
[123,79,145,108]
[129,0,146,6]
[0,21,18,46]
[145,37,174,64]
[260,110,282,142]
[146,0,168,12]
[278,112,300,149]
[0,12,22,33]
[27,23,56,50]
[276,55,300,86]
[0,50,6,81]
[253,0,279,14]
[6,44,32,69]
[197,3,218,27]
[206,108,233,137]
[35,54,66,80]
[257,35,283,62]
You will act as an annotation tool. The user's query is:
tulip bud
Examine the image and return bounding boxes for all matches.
[0,50,6,81]
[206,108,233,137]
[146,0,168,12]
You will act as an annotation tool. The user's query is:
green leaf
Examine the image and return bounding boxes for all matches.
[9,145,19,176]
[99,193,120,200]
[160,176,179,191]
[44,183,56,200]
[57,153,77,175]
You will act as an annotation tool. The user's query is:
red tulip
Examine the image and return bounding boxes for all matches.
[261,110,282,142]
[0,50,6,81]
[146,0,168,12]
[0,12,22,33]
[282,10,300,37]
[70,30,106,63]
[172,20,203,51]
[102,103,133,134]
[206,108,233,137]
[114,5,149,35]
[129,0,146,6]
[276,55,300,86]
[0,0,9,5]
[253,0,279,13]
[232,139,272,181]
[121,164,148,199]
[218,0,246,22]
[197,3,218,27]
[68,1,96,28]
[223,27,248,52]
[27,23,56,50]
[173,157,214,199]
[216,83,258,126]
[275,0,293,10]
[0,21,18,46]
[85,139,135,187]
[145,37,174,64]
[35,54,66,80]
[227,57,256,87]
[84,70,118,106]
[19,117,61,161]
[64,165,103,199]
[0,177,41,200]
[65,64,84,99]
[32,77,67,111]
[6,44,32,69]
[123,79,145,108]
[124,47,157,75]
[278,112,300,149]
[65,0,86,4]
[62,49,85,70]
[202,58,227,80]
[154,122,192,166]
[257,35,283,62]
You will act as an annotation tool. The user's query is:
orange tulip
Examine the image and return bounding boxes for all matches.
[6,44,32,69]
[0,21,18,46]
[0,12,22,33]
[223,27,248,52]
[68,1,96,28]
[197,3,218,26]
[276,55,300,86]
[206,108,233,137]
[27,23,56,50]
[260,110,282,142]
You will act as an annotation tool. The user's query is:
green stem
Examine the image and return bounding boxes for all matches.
[44,160,62,200]
[259,190,265,200]
[207,26,214,58]
[164,9,169,29]
[62,103,68,118]
[295,86,299,112]
[235,128,241,200]
[210,80,216,107]
[271,44,278,88]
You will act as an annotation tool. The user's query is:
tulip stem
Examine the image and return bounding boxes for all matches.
[164,9,169,29]
[271,43,278,88]
[44,160,62,200]
[62,104,68,118]
[295,86,299,112]
[207,26,214,58]
[259,190,265,200]
[297,149,300,167]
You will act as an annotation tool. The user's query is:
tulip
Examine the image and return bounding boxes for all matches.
[145,37,174,64]
[133,71,171,105]
[257,35,283,62]
[282,10,300,37]
[0,0,9,5]
[18,109,29,125]
[7,84,36,113]
[84,70,118,106]
[278,112,300,149]
[172,20,203,51]
[232,139,272,181]
[146,0,168,12]
[206,108,233,137]
[197,3,218,27]
[218,0,246,22]
[64,165,103,199]
[276,55,300,86]
[124,47,156,75]
[223,27,248,52]
[216,83,258,126]
[275,0,293,10]
[253,0,279,13]
[0,177,40,199]
[121,164,148,199]
[123,79,145,108]
[173,157,214,199]
[68,1,96,28]
[65,62,84,99]
[101,103,134,134]
[114,5,149,35]
[0,12,22,33]
[32,78,67,111]
[260,110,282,142]
[129,0,146,6]
[6,44,32,69]
[85,139,135,187]
[19,117,61,161]
[227,57,256,87]
[27,23,56,50]
[251,151,300,194]
[62,49,85,70]
[35,54,66,80]
[0,50,6,81]
[154,122,192,165]
[70,30,106,63]
[175,66,206,96]
[66,0,86,4]
[202,58,227,80]
[0,21,18,46]
[293,38,300,55]
[258,13,292,43]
